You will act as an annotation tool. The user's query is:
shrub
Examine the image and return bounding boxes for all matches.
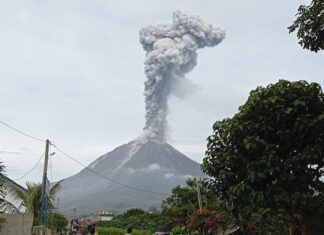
[33,217,41,226]
[96,227,151,235]
[97,211,173,232]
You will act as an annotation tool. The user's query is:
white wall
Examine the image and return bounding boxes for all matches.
[100,215,114,221]
[0,212,33,235]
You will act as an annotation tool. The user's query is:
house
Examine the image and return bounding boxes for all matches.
[92,210,114,221]
[0,173,27,213]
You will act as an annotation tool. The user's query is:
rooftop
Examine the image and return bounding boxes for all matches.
[94,210,114,216]
[0,173,27,194]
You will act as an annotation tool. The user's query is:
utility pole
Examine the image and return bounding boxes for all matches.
[195,178,205,235]
[195,178,203,213]
[40,139,50,225]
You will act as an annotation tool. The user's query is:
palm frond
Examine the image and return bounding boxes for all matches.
[1,180,63,217]
[0,160,6,199]
[48,180,63,209]
[49,180,63,197]
[5,184,27,211]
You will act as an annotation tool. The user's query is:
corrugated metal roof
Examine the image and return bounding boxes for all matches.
[0,173,28,194]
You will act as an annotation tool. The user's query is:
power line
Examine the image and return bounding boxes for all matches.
[0,120,46,143]
[0,120,170,196]
[51,143,170,196]
[14,152,45,181]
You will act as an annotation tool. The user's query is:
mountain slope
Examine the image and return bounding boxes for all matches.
[57,140,205,216]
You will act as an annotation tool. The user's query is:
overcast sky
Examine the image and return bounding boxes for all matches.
[0,0,323,186]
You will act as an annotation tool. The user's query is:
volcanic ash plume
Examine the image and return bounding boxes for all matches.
[139,10,225,143]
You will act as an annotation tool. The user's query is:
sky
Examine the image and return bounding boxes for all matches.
[0,0,323,186]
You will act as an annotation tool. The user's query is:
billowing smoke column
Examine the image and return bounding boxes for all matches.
[139,10,225,143]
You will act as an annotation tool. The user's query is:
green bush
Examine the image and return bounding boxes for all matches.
[33,217,41,226]
[96,227,151,235]
[97,210,173,232]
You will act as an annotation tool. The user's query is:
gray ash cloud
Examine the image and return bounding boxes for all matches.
[139,10,225,142]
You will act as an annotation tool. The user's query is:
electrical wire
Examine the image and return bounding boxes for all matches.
[0,120,46,143]
[51,143,170,196]
[0,120,170,196]
[14,152,45,181]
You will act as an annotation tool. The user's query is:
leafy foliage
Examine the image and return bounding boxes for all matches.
[202,80,324,232]
[97,209,173,233]
[170,225,186,235]
[186,209,236,235]
[3,181,66,231]
[96,227,151,235]
[288,0,324,52]
[98,179,236,234]
[0,161,16,214]
[161,178,221,224]
[0,160,6,203]
[47,212,68,233]
[121,208,146,217]
[33,217,41,226]
[5,180,63,218]
[162,179,236,234]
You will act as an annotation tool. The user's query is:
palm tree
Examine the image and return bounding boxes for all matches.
[0,180,63,217]
[0,159,6,207]
[0,159,5,200]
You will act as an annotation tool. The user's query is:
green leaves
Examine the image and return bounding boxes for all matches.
[293,99,306,107]
[202,80,324,231]
[6,180,63,219]
[0,160,6,200]
[47,213,68,232]
[288,0,324,52]
[285,107,293,114]
[96,227,151,235]
[243,138,251,150]
[97,210,173,233]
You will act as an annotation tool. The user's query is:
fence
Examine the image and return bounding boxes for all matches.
[0,212,33,235]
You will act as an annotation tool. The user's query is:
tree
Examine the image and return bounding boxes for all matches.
[288,0,324,52]
[0,160,5,203]
[162,179,236,234]
[2,181,62,218]
[202,80,324,232]
[161,178,221,221]
[0,160,6,232]
[48,212,68,233]
[97,208,173,232]
[121,208,146,217]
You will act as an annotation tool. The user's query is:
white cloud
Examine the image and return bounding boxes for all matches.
[126,163,161,174]
[146,163,161,172]
[164,173,174,179]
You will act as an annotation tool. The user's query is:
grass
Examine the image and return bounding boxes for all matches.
[96,227,152,235]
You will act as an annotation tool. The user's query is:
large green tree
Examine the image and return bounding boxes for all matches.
[202,80,324,232]
[288,0,324,52]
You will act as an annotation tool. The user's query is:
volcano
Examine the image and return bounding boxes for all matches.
[57,140,205,216]
[57,10,224,216]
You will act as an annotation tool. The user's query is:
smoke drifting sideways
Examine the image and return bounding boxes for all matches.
[139,10,225,143]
